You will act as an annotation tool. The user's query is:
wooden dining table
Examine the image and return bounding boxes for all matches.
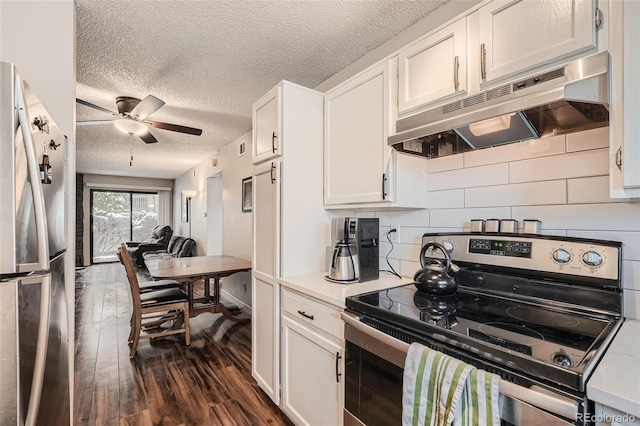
[145,255,251,322]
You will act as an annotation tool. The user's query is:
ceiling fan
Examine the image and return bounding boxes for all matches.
[76,95,203,143]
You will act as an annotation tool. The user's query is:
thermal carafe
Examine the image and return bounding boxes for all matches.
[327,217,379,283]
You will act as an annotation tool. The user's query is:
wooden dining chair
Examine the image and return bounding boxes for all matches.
[118,244,190,357]
[116,249,182,292]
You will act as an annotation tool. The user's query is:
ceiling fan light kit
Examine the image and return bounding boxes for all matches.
[114,118,147,136]
[76,94,203,144]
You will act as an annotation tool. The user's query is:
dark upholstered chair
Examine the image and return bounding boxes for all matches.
[141,236,195,266]
[126,225,173,266]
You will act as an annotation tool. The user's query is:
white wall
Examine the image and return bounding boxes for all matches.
[0,1,76,422]
[82,174,173,266]
[173,132,253,309]
[355,127,640,319]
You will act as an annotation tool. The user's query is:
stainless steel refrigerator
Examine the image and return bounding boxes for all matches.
[0,62,70,426]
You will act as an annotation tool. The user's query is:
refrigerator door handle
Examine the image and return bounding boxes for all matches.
[16,76,49,271]
[23,274,51,426]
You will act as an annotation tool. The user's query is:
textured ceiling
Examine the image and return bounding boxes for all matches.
[76,0,448,179]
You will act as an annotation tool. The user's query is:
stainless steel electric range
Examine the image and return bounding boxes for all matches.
[343,233,623,426]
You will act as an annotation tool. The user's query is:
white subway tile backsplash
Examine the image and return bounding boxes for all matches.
[376,210,429,227]
[568,176,624,204]
[465,180,567,208]
[379,241,420,262]
[567,230,640,261]
[566,127,609,152]
[430,207,511,228]
[622,260,640,291]
[379,257,401,277]
[464,135,566,168]
[509,149,609,183]
[429,163,508,191]
[623,289,640,320]
[400,260,421,278]
[429,189,464,209]
[398,227,431,245]
[512,203,640,231]
[539,229,568,236]
[426,153,464,173]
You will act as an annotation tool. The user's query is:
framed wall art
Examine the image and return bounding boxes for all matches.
[241,177,252,213]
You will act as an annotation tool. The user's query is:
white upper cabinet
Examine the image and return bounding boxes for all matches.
[253,85,281,164]
[398,17,467,115]
[609,0,640,198]
[324,59,429,209]
[478,0,597,84]
[325,62,388,205]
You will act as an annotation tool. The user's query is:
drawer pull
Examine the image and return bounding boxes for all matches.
[297,310,314,320]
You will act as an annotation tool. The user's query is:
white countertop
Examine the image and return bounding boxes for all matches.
[278,271,412,308]
[587,320,640,417]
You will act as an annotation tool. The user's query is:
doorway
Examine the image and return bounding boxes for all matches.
[207,174,223,255]
[90,190,159,263]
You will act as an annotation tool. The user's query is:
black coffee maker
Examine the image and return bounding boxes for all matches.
[327,217,379,283]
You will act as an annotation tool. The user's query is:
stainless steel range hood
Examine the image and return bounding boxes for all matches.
[389,51,609,159]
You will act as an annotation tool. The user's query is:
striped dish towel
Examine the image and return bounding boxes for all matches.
[402,343,500,426]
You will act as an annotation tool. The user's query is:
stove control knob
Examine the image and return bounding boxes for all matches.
[442,241,454,253]
[582,251,603,267]
[552,353,572,369]
[552,249,572,264]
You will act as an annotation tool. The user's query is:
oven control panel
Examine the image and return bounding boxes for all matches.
[469,239,532,258]
[422,233,621,282]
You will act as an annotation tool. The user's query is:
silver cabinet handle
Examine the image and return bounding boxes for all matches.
[272,131,277,154]
[615,147,622,170]
[16,77,49,271]
[454,55,460,91]
[480,43,487,81]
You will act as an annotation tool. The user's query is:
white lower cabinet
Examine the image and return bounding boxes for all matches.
[252,273,279,402]
[280,287,344,426]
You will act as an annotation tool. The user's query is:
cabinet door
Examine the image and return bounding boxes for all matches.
[252,275,279,404]
[398,17,467,114]
[253,85,281,164]
[252,160,281,403]
[253,160,280,279]
[479,0,596,83]
[281,316,343,426]
[324,61,391,205]
[610,0,640,198]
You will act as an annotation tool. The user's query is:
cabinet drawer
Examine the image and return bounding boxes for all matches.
[282,288,342,338]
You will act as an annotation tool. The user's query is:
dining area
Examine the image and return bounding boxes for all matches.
[116,244,252,357]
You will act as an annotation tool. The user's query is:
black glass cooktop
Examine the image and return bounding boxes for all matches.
[346,283,619,389]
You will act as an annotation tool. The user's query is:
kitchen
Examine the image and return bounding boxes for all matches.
[2,0,640,425]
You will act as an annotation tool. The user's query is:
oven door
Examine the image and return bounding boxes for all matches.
[342,312,583,426]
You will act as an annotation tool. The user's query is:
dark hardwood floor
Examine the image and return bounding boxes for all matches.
[74,262,292,426]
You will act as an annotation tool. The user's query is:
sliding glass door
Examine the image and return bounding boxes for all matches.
[91,190,159,263]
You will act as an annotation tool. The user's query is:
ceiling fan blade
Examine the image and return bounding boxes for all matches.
[76,120,115,126]
[130,95,165,120]
[147,120,203,136]
[76,98,118,116]
[139,131,158,144]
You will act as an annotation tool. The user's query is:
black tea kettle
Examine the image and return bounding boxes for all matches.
[413,242,459,295]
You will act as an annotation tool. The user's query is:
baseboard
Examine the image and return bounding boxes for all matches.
[220,289,252,317]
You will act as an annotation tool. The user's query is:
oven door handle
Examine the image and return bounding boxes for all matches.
[342,311,410,354]
[341,311,580,422]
